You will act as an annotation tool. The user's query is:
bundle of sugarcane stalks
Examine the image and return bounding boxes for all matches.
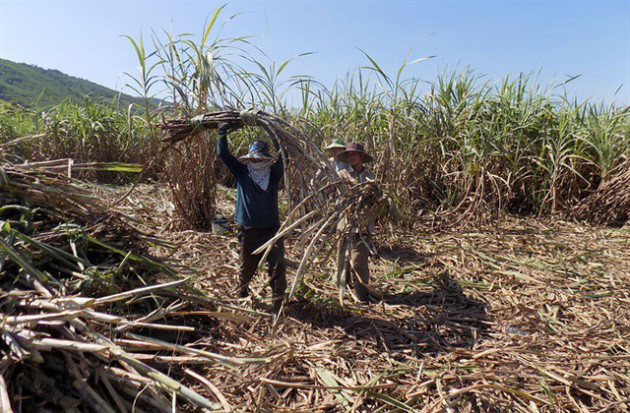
[161,109,332,213]
[161,110,396,302]
[0,158,262,412]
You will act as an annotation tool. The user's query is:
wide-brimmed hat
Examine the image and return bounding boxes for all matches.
[335,142,374,163]
[323,138,346,156]
[239,140,274,162]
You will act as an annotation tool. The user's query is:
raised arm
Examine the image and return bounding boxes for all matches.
[216,124,245,178]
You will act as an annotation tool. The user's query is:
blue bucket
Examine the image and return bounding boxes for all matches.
[211,215,229,235]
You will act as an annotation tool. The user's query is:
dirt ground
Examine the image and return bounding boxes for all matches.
[95,184,629,412]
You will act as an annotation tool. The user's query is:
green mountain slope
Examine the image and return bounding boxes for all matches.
[0,58,156,108]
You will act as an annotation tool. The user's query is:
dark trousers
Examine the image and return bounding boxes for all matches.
[237,226,286,310]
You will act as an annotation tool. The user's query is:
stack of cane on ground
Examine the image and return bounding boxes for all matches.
[0,158,264,412]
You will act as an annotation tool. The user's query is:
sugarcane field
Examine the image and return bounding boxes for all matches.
[1,4,629,413]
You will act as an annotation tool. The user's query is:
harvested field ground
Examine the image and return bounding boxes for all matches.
[95,184,630,412]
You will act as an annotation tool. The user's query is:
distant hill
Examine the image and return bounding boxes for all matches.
[0,58,159,109]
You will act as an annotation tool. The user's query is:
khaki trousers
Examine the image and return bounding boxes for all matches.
[338,235,370,302]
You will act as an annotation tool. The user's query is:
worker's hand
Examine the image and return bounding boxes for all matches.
[218,122,232,135]
[337,169,357,185]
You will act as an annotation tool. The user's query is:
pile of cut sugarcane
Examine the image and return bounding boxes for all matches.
[0,159,254,412]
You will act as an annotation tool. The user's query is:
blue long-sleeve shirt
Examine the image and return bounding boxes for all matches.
[217,135,283,228]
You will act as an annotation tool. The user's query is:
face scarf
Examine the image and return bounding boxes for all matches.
[247,161,272,191]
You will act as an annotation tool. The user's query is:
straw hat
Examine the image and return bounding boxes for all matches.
[239,140,274,162]
[323,138,346,156]
[335,142,374,163]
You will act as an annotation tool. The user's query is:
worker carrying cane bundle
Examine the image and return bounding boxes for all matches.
[335,141,381,303]
[216,123,286,316]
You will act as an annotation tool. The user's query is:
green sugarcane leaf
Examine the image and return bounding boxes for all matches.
[15,231,90,269]
[0,235,49,283]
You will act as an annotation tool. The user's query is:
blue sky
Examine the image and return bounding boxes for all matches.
[1,0,629,105]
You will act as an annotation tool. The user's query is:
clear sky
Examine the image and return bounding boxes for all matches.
[1,0,629,105]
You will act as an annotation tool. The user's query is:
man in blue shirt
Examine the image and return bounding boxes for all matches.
[216,123,286,315]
